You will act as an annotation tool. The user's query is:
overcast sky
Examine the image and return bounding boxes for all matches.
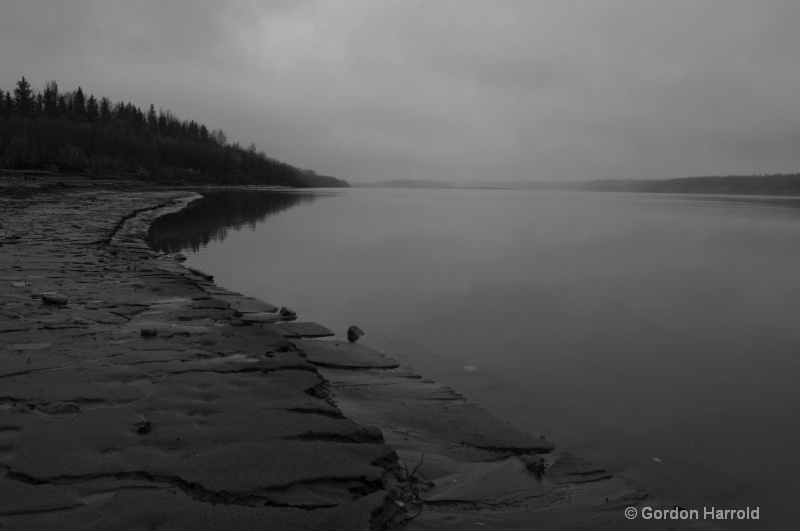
[2,1,799,183]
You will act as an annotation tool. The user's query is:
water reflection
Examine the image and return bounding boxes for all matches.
[147,189,330,253]
[617,193,800,221]
[688,194,800,219]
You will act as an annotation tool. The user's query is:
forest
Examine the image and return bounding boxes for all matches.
[0,76,347,187]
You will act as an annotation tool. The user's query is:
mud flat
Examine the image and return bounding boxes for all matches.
[0,179,707,530]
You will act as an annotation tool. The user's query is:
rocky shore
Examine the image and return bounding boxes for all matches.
[0,178,702,530]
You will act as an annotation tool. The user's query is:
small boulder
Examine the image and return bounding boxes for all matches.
[135,420,152,434]
[359,426,384,443]
[279,306,297,318]
[347,325,365,343]
[173,253,187,262]
[140,328,158,338]
[42,294,68,306]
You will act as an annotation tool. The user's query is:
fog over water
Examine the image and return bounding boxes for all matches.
[150,188,800,529]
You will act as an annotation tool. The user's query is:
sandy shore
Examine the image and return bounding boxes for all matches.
[0,178,706,530]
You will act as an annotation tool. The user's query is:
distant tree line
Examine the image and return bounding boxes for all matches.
[584,174,800,196]
[0,76,347,187]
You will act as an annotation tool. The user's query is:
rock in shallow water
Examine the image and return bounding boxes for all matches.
[347,325,365,343]
[187,266,213,280]
[278,306,296,318]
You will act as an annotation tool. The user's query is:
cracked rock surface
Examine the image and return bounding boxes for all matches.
[294,330,712,529]
[0,181,401,530]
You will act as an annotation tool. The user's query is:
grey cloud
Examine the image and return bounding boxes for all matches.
[2,1,800,182]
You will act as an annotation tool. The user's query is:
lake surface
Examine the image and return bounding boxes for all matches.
[149,188,800,529]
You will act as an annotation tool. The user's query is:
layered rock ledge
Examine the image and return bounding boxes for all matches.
[0,179,701,530]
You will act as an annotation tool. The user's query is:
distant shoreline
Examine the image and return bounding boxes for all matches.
[355,172,800,196]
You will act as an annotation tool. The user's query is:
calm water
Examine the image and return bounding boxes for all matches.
[149,188,800,529]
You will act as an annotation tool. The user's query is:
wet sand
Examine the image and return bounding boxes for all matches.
[0,177,708,530]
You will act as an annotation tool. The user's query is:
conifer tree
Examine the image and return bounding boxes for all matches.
[86,95,99,123]
[211,129,227,146]
[13,76,34,116]
[73,87,86,120]
[99,97,111,124]
[147,104,158,133]
[188,120,199,141]
[56,94,68,117]
[6,92,16,116]
[34,93,44,117]
[42,80,59,117]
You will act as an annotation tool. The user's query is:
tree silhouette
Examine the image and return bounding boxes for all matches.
[5,92,14,116]
[0,76,347,187]
[99,97,112,124]
[86,95,99,123]
[56,94,68,117]
[43,80,59,117]
[13,76,34,117]
[72,87,86,120]
[147,104,157,133]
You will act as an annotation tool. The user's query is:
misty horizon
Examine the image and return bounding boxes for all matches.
[2,1,800,183]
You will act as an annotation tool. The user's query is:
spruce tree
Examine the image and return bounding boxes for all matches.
[5,92,14,116]
[86,95,99,123]
[99,97,111,124]
[56,94,68,117]
[147,104,158,133]
[73,87,86,120]
[13,76,34,117]
[42,80,59,117]
[34,93,43,117]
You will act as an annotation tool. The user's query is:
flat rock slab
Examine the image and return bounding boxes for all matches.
[273,322,335,338]
[0,476,84,517]
[423,456,552,503]
[545,453,613,484]
[0,322,32,333]
[216,295,280,314]
[239,311,288,323]
[322,366,554,454]
[0,487,391,531]
[293,339,401,369]
[1,366,152,405]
